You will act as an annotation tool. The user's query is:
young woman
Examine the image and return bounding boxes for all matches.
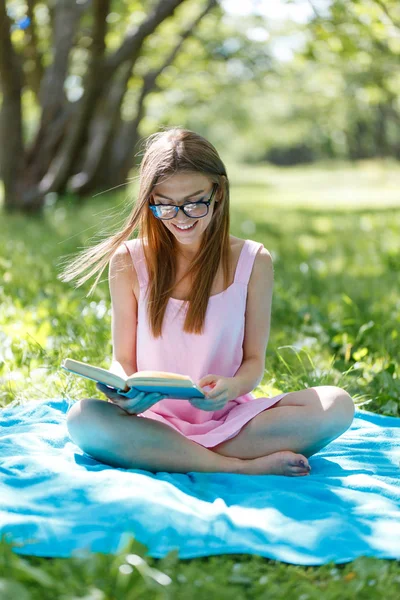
[63,127,355,476]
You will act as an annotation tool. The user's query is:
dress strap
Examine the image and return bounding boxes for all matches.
[234,239,264,286]
[123,238,148,288]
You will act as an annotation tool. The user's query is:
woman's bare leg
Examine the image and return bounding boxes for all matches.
[212,386,355,460]
[66,398,245,474]
[66,398,311,476]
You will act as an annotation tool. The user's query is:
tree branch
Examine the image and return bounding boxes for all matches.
[307,0,322,19]
[23,0,84,195]
[374,0,400,30]
[37,0,111,195]
[39,0,82,111]
[69,0,218,193]
[107,0,219,187]
[104,0,186,74]
[21,0,44,99]
[148,0,218,82]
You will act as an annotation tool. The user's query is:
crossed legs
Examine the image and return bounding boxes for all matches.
[211,385,355,459]
[66,386,355,476]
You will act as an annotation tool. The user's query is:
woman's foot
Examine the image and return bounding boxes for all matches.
[242,450,312,476]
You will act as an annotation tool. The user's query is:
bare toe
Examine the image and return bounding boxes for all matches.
[245,451,312,476]
[289,454,311,472]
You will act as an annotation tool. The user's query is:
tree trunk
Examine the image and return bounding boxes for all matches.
[70,0,218,197]
[0,0,218,214]
[69,0,216,195]
[0,1,26,211]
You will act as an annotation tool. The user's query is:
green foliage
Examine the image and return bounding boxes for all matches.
[297,0,400,161]
[0,161,399,589]
[0,532,399,598]
[9,0,400,168]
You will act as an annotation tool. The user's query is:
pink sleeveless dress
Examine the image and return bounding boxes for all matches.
[123,238,290,448]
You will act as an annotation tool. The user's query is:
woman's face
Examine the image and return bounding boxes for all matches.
[151,172,219,252]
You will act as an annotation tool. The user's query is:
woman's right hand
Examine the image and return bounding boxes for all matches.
[96,383,166,415]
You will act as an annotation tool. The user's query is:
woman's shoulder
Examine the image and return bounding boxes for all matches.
[229,236,268,255]
[111,241,142,300]
[122,237,143,252]
[117,237,147,264]
[109,243,138,287]
[111,242,131,265]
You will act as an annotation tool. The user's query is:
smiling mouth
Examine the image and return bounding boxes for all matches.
[172,221,198,232]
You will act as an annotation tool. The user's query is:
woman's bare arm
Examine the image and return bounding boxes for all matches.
[108,244,138,377]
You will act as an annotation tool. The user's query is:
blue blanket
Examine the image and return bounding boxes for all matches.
[0,398,399,565]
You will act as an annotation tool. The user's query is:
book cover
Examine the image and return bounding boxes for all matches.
[61,358,205,399]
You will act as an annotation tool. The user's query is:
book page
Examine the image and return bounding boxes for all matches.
[130,371,191,381]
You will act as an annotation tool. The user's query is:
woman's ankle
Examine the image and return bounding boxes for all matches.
[216,454,247,474]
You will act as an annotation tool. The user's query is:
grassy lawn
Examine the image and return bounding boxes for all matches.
[0,160,399,597]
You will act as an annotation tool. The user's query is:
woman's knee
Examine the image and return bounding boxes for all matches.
[301,386,354,451]
[67,397,132,444]
[66,398,106,443]
[67,397,99,424]
[325,389,355,444]
[332,387,355,430]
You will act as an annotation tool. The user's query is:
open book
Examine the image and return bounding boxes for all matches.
[61,358,205,399]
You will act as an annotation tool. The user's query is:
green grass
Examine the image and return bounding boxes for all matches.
[0,159,399,597]
[228,159,400,210]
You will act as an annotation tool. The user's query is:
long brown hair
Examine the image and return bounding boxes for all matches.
[59,127,231,337]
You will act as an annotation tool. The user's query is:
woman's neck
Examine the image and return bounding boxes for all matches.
[176,242,200,263]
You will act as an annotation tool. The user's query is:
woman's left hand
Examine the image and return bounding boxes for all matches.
[188,374,239,412]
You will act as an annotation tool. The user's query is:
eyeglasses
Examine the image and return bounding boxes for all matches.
[149,184,218,220]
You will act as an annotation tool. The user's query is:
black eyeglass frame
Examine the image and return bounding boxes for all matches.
[149,183,218,220]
